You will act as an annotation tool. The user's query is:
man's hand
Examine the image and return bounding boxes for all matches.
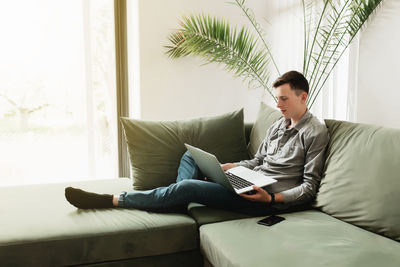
[221,163,237,171]
[240,185,272,203]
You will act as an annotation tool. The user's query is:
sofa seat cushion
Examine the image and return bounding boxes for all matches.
[200,210,400,267]
[188,203,251,226]
[0,178,198,266]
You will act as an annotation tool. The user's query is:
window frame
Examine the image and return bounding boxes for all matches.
[114,0,130,178]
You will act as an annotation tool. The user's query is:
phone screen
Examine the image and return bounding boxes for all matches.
[257,215,285,226]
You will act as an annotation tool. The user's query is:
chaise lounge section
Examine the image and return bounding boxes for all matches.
[0,178,202,266]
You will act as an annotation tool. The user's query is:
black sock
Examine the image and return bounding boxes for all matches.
[65,187,114,209]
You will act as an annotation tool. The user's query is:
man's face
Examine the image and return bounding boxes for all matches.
[275,83,307,120]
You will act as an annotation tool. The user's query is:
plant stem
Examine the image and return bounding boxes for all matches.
[302,0,307,74]
[307,0,351,104]
[304,1,329,77]
[308,2,362,107]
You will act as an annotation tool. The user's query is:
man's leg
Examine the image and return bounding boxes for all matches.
[176,151,203,182]
[65,179,275,215]
[65,150,201,209]
[65,187,114,209]
[118,179,276,216]
[65,151,275,215]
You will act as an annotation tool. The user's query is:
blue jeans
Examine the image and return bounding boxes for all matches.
[118,151,276,216]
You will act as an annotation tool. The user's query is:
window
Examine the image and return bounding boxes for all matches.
[0,0,118,186]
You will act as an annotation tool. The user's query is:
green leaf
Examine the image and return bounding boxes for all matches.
[165,14,276,100]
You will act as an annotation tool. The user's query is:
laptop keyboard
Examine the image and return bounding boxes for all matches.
[225,172,254,189]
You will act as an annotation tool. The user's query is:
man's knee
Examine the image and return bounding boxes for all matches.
[176,150,200,182]
[181,150,195,163]
[176,179,201,193]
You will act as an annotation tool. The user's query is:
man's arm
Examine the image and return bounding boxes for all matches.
[240,186,284,203]
[221,163,237,171]
[221,134,269,171]
[235,138,268,170]
[235,121,277,170]
[221,137,268,171]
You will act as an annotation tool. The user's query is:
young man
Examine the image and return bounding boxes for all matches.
[65,71,329,215]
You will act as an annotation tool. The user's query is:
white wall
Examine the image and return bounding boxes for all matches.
[128,0,271,122]
[357,0,400,129]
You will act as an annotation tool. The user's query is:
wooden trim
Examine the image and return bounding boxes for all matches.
[114,0,130,178]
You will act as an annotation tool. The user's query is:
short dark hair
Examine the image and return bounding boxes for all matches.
[272,70,309,94]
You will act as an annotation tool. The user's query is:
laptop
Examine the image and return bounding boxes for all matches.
[184,144,277,194]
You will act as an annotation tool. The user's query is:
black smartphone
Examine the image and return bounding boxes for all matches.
[257,215,285,226]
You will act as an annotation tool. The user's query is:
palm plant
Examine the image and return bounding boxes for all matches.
[165,0,383,109]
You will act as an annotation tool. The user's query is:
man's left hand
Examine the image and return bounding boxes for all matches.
[240,186,272,203]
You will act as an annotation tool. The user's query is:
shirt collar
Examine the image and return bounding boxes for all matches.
[293,110,312,131]
[279,110,312,132]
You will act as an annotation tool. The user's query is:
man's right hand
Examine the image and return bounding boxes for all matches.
[221,163,237,171]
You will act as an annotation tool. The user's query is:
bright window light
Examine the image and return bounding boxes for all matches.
[0,0,118,186]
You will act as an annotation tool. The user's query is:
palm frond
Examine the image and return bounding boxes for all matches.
[231,0,280,76]
[306,0,352,103]
[303,0,330,77]
[305,0,383,108]
[165,14,276,100]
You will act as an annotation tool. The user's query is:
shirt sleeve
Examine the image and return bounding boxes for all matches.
[279,126,329,204]
[234,123,275,170]
[235,139,267,170]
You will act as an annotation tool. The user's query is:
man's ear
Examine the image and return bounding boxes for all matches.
[301,92,308,103]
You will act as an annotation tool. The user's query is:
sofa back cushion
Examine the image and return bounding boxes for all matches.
[248,102,282,158]
[121,109,249,190]
[314,120,400,241]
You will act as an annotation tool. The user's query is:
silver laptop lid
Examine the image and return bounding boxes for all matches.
[184,144,235,192]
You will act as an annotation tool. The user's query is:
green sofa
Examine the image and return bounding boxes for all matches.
[1,104,399,266]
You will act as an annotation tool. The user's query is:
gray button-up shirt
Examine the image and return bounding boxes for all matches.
[236,111,329,207]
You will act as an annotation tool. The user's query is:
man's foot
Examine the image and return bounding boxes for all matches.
[65,187,114,209]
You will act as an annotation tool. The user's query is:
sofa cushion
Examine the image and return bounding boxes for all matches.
[188,203,251,226]
[314,120,400,241]
[188,203,312,227]
[121,109,249,190]
[247,102,282,157]
[73,250,203,267]
[200,210,400,267]
[0,179,198,266]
